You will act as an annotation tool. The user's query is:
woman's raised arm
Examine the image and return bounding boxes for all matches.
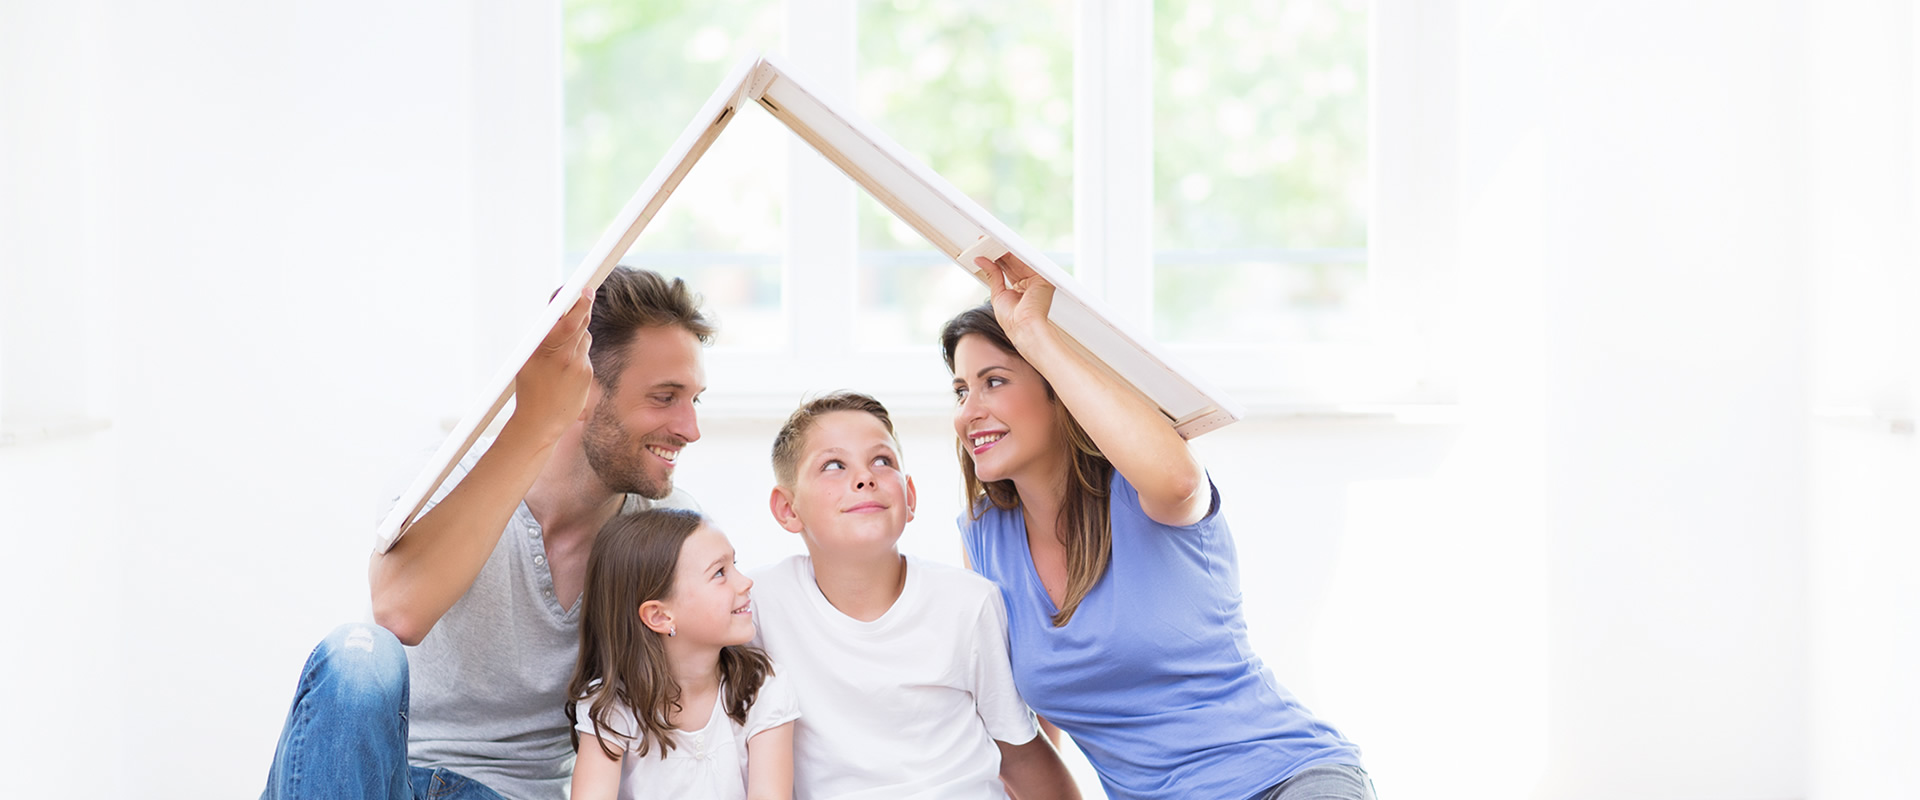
[975,252,1209,527]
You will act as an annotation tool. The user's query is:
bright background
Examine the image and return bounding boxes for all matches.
[2,1,1916,799]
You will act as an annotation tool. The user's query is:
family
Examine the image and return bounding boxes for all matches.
[258,254,1373,800]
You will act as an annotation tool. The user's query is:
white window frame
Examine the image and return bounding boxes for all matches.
[578,0,1456,418]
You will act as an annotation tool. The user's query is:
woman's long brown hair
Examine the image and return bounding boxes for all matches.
[565,508,773,760]
[941,305,1113,627]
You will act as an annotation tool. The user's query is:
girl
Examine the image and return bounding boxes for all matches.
[941,253,1375,800]
[567,508,798,800]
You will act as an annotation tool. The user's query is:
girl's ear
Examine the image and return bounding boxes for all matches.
[638,599,673,636]
[768,486,806,534]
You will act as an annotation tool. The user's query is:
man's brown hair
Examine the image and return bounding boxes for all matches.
[589,266,715,390]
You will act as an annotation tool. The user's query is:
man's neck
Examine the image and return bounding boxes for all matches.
[810,549,908,623]
[522,431,625,545]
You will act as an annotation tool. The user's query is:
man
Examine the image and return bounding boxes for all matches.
[261,267,713,800]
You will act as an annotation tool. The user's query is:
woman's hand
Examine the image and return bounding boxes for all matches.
[975,248,1058,348]
[970,243,1209,528]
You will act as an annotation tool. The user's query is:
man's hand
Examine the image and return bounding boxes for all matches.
[512,287,595,440]
[371,286,600,645]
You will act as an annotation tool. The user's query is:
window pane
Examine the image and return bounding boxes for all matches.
[1154,0,1368,343]
[565,0,786,350]
[854,0,1074,351]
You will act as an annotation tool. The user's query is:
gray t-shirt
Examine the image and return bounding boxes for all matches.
[401,455,693,800]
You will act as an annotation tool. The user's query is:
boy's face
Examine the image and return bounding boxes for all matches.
[770,410,917,557]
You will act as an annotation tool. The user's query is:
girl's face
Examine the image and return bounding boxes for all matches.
[950,334,1065,485]
[660,524,756,647]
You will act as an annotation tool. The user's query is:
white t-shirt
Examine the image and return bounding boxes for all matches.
[572,671,801,800]
[749,554,1041,800]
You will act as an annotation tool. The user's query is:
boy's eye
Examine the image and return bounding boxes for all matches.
[873,455,893,468]
[822,459,844,471]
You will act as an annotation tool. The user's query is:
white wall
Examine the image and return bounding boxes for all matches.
[2,1,1916,799]
[1805,1,1920,798]
[0,1,559,796]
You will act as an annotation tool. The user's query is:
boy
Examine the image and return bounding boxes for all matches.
[751,392,1080,800]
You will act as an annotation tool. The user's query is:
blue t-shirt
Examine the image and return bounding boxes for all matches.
[961,472,1362,800]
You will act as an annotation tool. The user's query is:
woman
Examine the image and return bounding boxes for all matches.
[942,252,1373,800]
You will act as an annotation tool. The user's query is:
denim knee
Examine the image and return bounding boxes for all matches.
[263,624,412,800]
[305,622,408,710]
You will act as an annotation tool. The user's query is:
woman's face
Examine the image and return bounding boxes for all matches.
[950,334,1064,485]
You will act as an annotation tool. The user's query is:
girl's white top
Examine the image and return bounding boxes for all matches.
[573,671,800,800]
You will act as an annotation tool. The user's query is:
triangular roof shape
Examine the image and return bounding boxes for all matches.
[377,53,1242,551]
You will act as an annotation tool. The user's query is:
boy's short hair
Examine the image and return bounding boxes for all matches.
[770,391,899,487]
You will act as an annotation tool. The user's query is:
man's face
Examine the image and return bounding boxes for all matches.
[581,325,706,499]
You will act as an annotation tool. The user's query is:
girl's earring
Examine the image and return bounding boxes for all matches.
[667,625,676,638]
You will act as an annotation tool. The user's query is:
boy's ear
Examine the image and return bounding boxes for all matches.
[768,485,806,534]
[638,599,673,636]
[904,474,918,523]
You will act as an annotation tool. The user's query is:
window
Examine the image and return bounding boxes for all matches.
[564,1,786,350]
[1153,0,1368,345]
[565,0,1439,413]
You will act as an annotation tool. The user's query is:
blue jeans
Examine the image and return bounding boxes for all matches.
[1252,763,1378,800]
[260,623,506,800]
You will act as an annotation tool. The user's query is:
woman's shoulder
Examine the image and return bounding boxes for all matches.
[958,495,1019,526]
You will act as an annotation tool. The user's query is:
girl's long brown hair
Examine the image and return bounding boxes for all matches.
[941,305,1113,627]
[565,508,773,760]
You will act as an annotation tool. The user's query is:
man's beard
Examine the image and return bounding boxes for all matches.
[580,400,673,500]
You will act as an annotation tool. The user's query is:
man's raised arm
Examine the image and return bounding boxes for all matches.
[369,290,594,645]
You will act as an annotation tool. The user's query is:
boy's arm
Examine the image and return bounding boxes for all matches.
[369,290,595,645]
[744,721,796,800]
[569,733,623,800]
[997,733,1082,800]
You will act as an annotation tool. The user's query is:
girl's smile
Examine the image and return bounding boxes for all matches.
[660,526,758,647]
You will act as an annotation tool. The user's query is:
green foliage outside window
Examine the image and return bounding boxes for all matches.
[563,0,1370,347]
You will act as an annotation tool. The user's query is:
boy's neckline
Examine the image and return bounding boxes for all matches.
[807,552,909,623]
